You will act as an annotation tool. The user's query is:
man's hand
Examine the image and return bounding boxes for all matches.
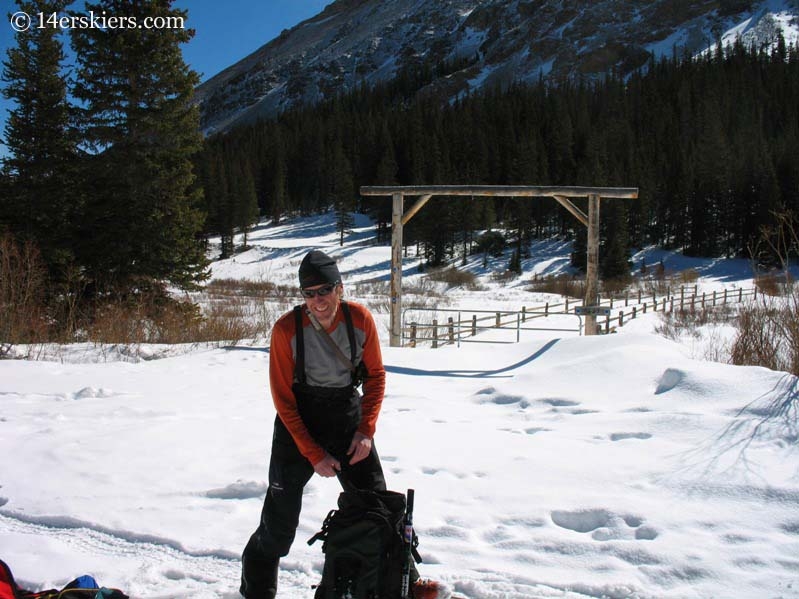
[313,453,341,477]
[347,432,372,466]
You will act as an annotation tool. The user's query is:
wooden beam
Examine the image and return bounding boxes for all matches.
[401,194,432,226]
[361,185,638,199]
[552,194,588,227]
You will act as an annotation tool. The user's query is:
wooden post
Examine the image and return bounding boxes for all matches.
[619,310,624,327]
[432,319,438,349]
[472,315,477,336]
[448,317,455,344]
[495,312,501,328]
[389,192,403,347]
[409,323,417,348]
[522,306,527,322]
[584,194,600,336]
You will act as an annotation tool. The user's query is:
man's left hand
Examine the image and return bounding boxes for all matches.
[347,432,372,465]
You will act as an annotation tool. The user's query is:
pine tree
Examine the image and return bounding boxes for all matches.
[600,203,632,281]
[1,0,78,275]
[329,141,355,245]
[71,0,207,292]
[232,159,260,249]
[268,129,288,224]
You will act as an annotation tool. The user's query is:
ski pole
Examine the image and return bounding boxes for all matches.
[401,488,415,599]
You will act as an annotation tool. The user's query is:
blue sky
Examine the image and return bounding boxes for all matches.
[0,0,331,154]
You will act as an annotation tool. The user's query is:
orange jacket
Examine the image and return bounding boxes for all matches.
[269,300,385,465]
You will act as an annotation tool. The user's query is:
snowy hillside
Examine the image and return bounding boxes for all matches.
[196,0,799,133]
[1,213,798,599]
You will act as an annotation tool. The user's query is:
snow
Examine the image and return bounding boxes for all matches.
[2,212,799,599]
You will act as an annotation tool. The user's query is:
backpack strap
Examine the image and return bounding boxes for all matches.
[293,305,306,385]
[340,301,357,366]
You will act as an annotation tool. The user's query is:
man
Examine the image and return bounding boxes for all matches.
[240,249,387,599]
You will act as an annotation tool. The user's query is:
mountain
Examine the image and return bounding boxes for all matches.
[194,0,799,135]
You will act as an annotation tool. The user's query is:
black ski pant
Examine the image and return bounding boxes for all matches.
[241,386,386,598]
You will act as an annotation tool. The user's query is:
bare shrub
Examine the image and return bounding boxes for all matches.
[200,298,270,345]
[601,276,633,297]
[754,272,782,297]
[86,287,279,347]
[527,274,584,299]
[490,269,518,284]
[0,233,50,355]
[654,306,737,342]
[426,266,481,290]
[352,280,390,297]
[206,277,292,299]
[736,210,799,374]
[731,288,799,375]
[87,292,202,344]
[403,277,442,298]
[678,268,700,284]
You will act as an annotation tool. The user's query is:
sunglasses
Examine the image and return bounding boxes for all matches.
[300,282,338,299]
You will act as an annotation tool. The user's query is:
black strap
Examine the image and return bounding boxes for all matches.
[293,301,357,384]
[293,305,306,384]
[340,301,357,365]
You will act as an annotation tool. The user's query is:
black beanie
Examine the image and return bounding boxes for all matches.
[298,250,341,288]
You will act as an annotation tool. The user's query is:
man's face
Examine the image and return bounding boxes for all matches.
[302,282,342,327]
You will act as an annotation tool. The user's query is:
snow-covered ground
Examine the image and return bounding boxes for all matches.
[2,212,798,599]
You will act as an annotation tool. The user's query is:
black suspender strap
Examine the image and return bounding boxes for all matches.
[293,305,306,384]
[340,301,357,365]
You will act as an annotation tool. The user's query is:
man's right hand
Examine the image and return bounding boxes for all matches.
[313,453,341,477]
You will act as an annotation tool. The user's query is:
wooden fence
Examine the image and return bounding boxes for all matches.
[403,286,758,347]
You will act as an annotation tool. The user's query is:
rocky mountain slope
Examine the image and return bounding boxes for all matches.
[194,0,799,134]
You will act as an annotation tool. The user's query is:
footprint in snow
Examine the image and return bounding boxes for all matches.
[610,432,653,441]
[540,398,580,408]
[205,480,267,500]
[525,427,550,435]
[551,508,659,541]
[73,386,115,400]
[655,367,685,394]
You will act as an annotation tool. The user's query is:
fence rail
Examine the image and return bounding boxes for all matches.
[402,286,759,347]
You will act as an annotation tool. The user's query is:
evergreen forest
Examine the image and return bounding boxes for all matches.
[198,38,799,276]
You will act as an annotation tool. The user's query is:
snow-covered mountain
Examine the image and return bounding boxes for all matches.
[195,0,799,134]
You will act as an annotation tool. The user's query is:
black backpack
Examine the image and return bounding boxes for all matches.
[308,490,421,599]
